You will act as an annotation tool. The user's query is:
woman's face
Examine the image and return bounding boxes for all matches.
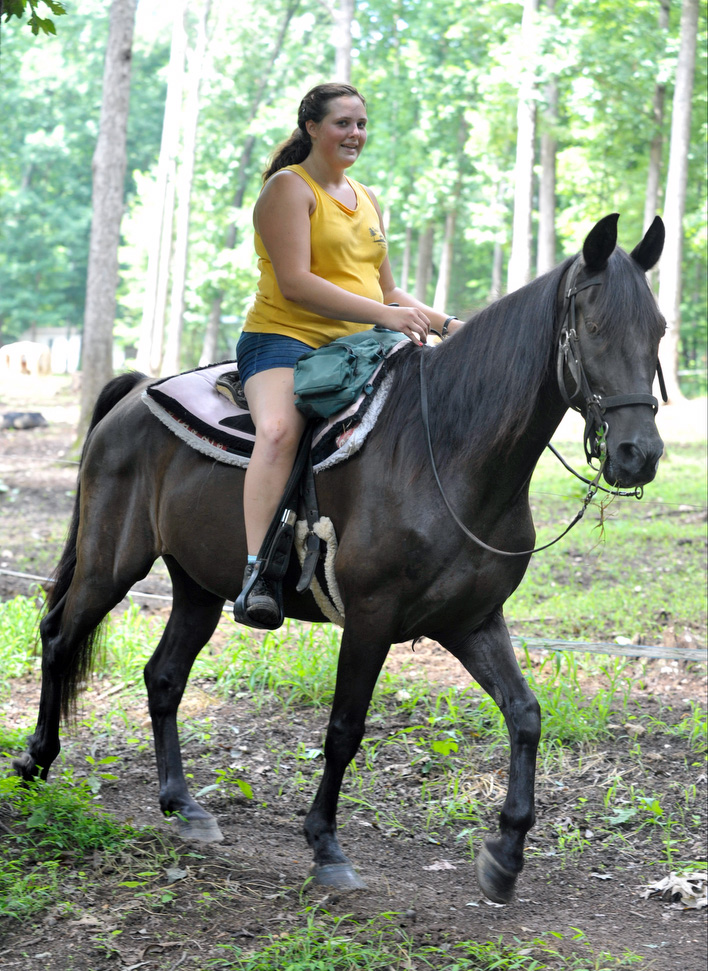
[306,96,368,168]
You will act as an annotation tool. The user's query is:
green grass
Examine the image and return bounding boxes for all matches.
[205,911,644,970]
[505,441,707,643]
[208,620,342,709]
[0,770,138,919]
[0,595,42,685]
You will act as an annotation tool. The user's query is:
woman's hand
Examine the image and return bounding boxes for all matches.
[382,305,430,345]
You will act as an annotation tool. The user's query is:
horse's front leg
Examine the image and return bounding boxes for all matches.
[304,620,390,890]
[441,609,541,904]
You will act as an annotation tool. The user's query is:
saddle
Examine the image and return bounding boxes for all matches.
[142,343,409,628]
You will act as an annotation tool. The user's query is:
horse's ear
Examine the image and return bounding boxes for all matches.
[629,216,665,271]
[582,213,619,270]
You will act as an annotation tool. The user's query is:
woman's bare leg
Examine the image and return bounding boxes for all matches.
[242,367,306,555]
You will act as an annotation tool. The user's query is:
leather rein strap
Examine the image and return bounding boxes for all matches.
[419,258,665,559]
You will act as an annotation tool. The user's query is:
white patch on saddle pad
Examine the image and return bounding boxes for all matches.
[142,360,395,474]
[295,517,345,626]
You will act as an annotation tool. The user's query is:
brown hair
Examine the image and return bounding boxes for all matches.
[262,82,366,181]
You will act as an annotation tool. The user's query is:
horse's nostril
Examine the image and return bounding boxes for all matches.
[610,438,663,486]
[617,441,645,465]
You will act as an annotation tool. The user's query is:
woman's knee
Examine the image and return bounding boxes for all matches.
[253,414,303,456]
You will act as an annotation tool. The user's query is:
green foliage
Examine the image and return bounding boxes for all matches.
[1,0,66,37]
[0,1,165,344]
[505,441,707,643]
[1,0,705,376]
[205,909,643,969]
[0,595,41,686]
[212,621,341,709]
[0,770,135,919]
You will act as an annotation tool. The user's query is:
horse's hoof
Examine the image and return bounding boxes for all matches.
[475,842,517,904]
[175,815,224,843]
[311,862,367,890]
[12,754,37,781]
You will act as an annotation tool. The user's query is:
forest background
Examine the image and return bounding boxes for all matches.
[0,0,706,418]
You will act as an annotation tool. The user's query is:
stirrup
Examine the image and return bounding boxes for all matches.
[233,560,284,631]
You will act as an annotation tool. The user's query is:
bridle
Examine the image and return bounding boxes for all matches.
[420,257,667,558]
[556,257,666,465]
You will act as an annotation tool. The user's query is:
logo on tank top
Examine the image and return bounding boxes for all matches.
[368,227,388,249]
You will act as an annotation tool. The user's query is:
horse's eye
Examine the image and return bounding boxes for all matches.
[585,319,600,335]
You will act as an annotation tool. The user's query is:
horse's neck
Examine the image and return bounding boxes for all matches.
[425,315,567,506]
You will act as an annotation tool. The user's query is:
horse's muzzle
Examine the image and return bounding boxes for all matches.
[604,431,664,487]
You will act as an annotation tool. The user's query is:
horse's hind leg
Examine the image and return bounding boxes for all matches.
[442,610,541,904]
[143,557,226,842]
[15,567,151,782]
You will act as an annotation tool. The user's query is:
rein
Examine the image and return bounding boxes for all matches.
[419,352,604,557]
[419,258,665,559]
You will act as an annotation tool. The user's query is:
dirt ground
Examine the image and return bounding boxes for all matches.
[0,374,706,970]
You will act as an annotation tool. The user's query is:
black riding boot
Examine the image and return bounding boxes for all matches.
[239,563,281,630]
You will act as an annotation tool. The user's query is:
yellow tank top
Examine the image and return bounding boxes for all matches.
[243,164,388,348]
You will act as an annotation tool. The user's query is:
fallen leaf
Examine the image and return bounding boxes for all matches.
[165,867,188,883]
[641,871,708,910]
[422,860,457,871]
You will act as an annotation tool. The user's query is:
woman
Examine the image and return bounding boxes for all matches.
[236,82,462,629]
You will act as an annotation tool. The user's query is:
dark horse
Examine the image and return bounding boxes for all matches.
[15,214,665,903]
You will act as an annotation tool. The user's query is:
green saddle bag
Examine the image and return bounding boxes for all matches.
[293,327,406,419]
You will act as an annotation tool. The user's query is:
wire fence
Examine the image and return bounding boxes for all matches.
[3,567,705,664]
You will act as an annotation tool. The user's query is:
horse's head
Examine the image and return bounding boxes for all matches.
[557,214,666,488]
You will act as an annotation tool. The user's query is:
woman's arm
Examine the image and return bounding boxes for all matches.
[255,172,430,343]
[366,187,463,337]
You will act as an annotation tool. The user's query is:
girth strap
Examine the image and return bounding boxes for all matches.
[296,452,323,594]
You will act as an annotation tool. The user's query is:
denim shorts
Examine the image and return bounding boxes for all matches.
[236,331,313,386]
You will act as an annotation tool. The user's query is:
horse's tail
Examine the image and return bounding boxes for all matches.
[45,371,148,720]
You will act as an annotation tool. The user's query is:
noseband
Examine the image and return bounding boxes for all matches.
[556,257,667,464]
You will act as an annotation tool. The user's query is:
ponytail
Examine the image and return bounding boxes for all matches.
[262,128,311,181]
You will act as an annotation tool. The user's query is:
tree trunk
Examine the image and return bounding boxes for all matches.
[491,242,504,302]
[643,0,670,291]
[163,0,212,377]
[433,117,467,311]
[658,0,698,403]
[414,224,435,303]
[536,93,557,276]
[507,0,539,292]
[399,224,412,292]
[433,210,456,311]
[332,0,354,82]
[200,299,223,368]
[135,0,188,376]
[537,0,557,277]
[78,0,136,438]
[644,0,670,232]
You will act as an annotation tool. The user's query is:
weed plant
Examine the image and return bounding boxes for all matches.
[0,770,136,919]
[0,595,42,688]
[205,908,643,970]
[209,621,341,708]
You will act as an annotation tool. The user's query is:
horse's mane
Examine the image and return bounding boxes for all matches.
[375,255,574,473]
[375,246,665,477]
